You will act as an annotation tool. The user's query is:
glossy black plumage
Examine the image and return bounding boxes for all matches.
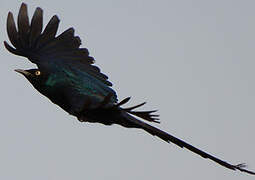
[5,3,255,175]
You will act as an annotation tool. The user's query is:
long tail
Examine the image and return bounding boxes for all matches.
[80,97,255,175]
[117,107,255,175]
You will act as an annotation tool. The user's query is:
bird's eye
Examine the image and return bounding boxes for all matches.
[35,70,41,76]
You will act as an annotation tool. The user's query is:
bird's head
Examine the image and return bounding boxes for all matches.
[15,69,49,91]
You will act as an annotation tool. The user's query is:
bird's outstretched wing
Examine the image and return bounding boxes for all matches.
[4,3,112,87]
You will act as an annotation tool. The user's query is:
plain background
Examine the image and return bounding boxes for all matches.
[1,0,254,179]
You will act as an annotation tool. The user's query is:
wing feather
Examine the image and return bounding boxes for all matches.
[37,15,59,48]
[6,12,19,48]
[29,7,43,47]
[17,3,29,48]
[4,3,112,86]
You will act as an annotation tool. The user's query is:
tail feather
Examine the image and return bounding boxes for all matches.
[78,99,255,175]
[117,97,159,123]
[125,110,159,123]
[120,111,255,175]
[123,102,146,111]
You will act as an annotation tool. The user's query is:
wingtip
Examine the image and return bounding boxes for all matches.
[4,41,19,55]
[7,11,13,18]
[7,12,14,26]
[52,15,60,23]
[18,2,29,44]
[7,11,19,48]
[33,7,43,18]
[29,6,43,47]
[19,2,28,16]
[21,2,27,7]
[35,7,43,12]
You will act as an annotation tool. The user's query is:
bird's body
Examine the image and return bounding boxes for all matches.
[33,67,117,113]
[5,3,255,175]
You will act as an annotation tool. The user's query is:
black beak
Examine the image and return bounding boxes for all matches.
[14,69,32,76]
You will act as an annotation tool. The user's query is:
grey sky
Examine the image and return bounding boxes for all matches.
[1,0,255,179]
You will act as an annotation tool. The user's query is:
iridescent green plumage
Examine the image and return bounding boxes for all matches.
[45,66,117,103]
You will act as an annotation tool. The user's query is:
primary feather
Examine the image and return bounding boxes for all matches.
[5,3,109,85]
[4,3,255,175]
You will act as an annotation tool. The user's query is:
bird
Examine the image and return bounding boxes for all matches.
[4,3,255,175]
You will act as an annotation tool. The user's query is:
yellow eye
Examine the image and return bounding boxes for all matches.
[35,70,41,76]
